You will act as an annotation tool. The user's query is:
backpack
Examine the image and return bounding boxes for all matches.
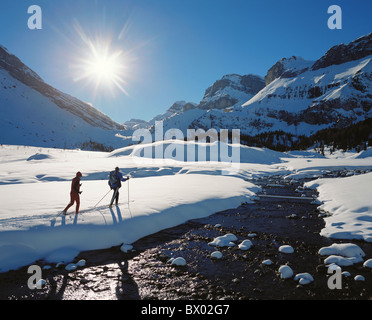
[108,171,117,188]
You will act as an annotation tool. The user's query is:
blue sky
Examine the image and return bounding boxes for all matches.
[1,0,371,123]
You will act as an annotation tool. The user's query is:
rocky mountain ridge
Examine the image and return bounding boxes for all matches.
[198,74,265,110]
[0,46,124,131]
[312,32,372,71]
[0,46,128,150]
[264,56,314,85]
[141,33,372,149]
[125,74,265,131]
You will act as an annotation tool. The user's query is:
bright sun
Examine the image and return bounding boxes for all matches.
[88,48,120,81]
[72,40,129,96]
[90,56,116,79]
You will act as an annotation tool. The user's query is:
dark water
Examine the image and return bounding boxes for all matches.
[1,176,371,300]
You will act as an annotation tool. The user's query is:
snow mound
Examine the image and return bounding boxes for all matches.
[171,257,186,266]
[64,260,86,270]
[208,233,237,247]
[27,153,53,161]
[318,243,365,262]
[354,275,365,281]
[248,233,257,238]
[36,279,47,289]
[65,263,78,271]
[342,271,351,277]
[363,259,372,268]
[324,255,356,266]
[120,244,134,253]
[262,259,273,265]
[76,259,86,267]
[211,251,223,259]
[355,148,372,159]
[279,245,294,254]
[238,240,253,250]
[294,273,314,285]
[278,265,293,279]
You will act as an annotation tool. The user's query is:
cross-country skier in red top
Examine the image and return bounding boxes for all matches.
[63,171,82,214]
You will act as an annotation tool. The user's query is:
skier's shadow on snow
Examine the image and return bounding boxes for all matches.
[109,206,123,224]
[51,214,79,227]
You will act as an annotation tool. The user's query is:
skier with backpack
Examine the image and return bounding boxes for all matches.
[108,167,129,207]
[63,171,83,214]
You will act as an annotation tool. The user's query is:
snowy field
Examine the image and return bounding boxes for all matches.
[305,172,372,242]
[0,142,372,272]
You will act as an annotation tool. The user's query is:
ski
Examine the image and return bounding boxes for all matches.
[63,211,77,216]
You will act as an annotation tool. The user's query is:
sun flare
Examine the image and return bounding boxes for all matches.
[89,54,117,80]
[72,39,130,96]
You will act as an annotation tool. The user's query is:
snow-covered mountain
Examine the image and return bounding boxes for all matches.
[123,118,149,130]
[124,101,199,131]
[264,56,314,85]
[0,45,129,150]
[125,74,265,132]
[1,33,371,151]
[190,33,372,139]
[128,33,371,149]
[198,74,265,110]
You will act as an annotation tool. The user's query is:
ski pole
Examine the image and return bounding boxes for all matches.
[127,176,130,206]
[127,175,132,218]
[94,189,111,208]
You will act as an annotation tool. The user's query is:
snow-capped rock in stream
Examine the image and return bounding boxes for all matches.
[318,243,365,262]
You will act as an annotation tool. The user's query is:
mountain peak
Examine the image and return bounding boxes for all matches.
[312,32,372,71]
[0,45,44,83]
[199,73,265,110]
[166,101,187,113]
[265,56,314,85]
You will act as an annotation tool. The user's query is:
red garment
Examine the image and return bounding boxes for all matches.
[64,192,80,214]
[64,176,81,214]
[70,176,81,194]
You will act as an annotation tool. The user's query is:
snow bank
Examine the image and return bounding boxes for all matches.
[305,173,372,242]
[355,147,372,159]
[0,145,260,272]
[282,151,372,180]
[111,140,291,165]
[0,174,256,272]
